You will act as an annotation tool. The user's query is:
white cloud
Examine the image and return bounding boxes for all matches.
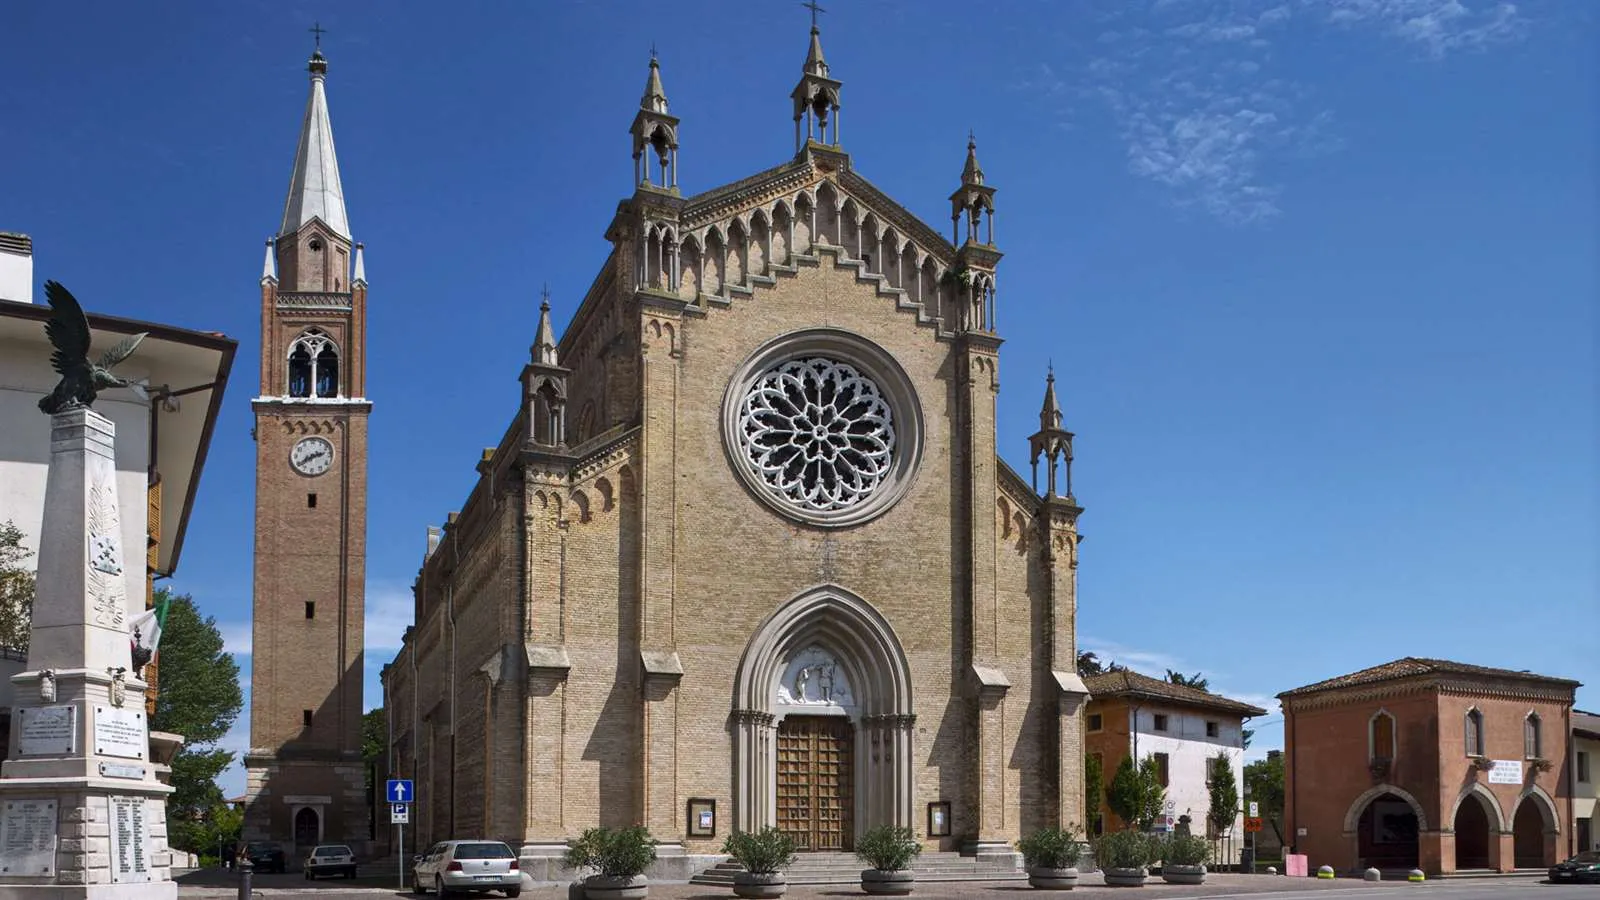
[220,622,251,657]
[1013,0,1529,222]
[365,579,414,655]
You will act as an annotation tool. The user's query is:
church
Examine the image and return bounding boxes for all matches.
[380,18,1091,873]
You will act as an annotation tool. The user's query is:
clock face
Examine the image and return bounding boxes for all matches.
[290,436,334,477]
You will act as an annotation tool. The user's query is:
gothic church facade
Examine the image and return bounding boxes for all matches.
[383,23,1090,868]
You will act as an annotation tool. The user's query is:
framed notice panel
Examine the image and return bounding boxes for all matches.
[687,798,716,838]
[927,801,951,838]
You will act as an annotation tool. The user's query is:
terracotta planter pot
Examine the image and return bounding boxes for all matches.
[1027,866,1079,890]
[860,869,915,895]
[733,872,787,899]
[1101,867,1147,887]
[1161,864,1205,885]
[583,874,648,900]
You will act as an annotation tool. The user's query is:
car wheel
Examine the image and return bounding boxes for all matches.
[412,871,426,894]
[504,889,520,898]
[435,875,450,898]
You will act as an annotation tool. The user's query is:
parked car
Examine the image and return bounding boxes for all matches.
[305,844,358,879]
[412,840,521,897]
[1549,850,1600,884]
[241,841,286,873]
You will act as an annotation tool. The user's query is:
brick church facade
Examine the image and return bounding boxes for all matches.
[382,22,1091,871]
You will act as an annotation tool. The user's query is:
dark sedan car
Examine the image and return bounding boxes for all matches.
[1549,850,1600,884]
[241,841,287,873]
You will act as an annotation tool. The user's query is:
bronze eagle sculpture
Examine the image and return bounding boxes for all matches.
[37,280,148,415]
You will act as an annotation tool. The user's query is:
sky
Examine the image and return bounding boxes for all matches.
[2,1,1595,801]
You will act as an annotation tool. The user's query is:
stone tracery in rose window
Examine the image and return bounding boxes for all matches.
[737,357,896,513]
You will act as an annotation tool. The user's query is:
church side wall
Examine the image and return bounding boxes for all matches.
[994,501,1053,836]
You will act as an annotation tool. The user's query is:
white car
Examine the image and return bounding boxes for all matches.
[304,844,357,879]
[412,840,521,897]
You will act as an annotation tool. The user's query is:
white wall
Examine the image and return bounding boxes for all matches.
[0,336,153,623]
[1128,705,1249,862]
[1576,734,1598,851]
[0,248,30,303]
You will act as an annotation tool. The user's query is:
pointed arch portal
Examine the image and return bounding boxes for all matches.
[733,585,914,841]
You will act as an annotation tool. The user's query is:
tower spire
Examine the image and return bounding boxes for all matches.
[791,2,842,152]
[1029,367,1075,500]
[533,284,558,365]
[950,131,996,246]
[279,40,350,240]
[631,51,680,192]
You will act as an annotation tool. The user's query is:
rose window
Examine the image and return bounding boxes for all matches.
[736,357,897,513]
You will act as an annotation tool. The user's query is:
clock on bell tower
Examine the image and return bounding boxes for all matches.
[242,42,372,854]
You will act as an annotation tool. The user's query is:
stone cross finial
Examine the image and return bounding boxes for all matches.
[309,21,328,50]
[803,0,826,28]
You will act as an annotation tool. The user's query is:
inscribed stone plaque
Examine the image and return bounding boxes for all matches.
[0,799,57,876]
[108,797,151,883]
[99,762,147,780]
[1488,759,1523,785]
[94,705,147,760]
[17,705,77,756]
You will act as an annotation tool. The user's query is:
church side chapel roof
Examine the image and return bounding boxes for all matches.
[1085,669,1268,718]
[1277,656,1582,699]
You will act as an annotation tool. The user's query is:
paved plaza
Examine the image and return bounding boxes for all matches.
[174,870,1589,900]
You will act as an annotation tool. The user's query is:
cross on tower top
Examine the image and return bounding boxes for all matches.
[309,21,328,50]
[802,0,826,28]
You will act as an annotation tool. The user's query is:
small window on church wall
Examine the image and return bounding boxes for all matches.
[302,709,313,727]
[307,493,317,509]
[288,346,313,397]
[1525,713,1542,759]
[305,601,315,620]
[1465,708,1485,757]
[1372,711,1396,761]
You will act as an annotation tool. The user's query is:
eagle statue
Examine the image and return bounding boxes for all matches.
[37,280,148,415]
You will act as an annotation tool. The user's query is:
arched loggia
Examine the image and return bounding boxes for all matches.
[732,585,915,839]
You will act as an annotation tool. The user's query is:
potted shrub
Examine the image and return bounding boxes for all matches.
[1092,830,1151,887]
[1015,826,1083,890]
[722,828,796,899]
[1157,833,1209,885]
[563,826,657,900]
[854,825,920,895]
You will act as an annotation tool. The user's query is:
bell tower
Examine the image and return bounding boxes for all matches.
[242,39,372,855]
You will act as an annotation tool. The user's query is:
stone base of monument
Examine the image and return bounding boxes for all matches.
[0,410,176,898]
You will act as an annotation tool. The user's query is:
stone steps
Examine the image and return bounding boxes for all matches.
[689,851,1024,886]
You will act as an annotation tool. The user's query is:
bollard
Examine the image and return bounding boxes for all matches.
[1364,868,1382,881]
[238,860,253,900]
[1408,869,1425,883]
[1317,865,1335,879]
[1266,866,1278,875]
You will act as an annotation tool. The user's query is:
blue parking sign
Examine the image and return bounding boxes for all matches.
[386,779,414,803]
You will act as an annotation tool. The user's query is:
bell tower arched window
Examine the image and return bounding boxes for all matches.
[287,329,340,399]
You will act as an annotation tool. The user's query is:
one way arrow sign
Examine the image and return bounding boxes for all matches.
[386,779,414,804]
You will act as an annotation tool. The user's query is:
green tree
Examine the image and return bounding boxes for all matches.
[361,707,386,795]
[0,520,37,653]
[1244,753,1286,845]
[1206,752,1239,837]
[1107,754,1166,831]
[1166,670,1209,691]
[148,590,243,852]
[192,803,243,865]
[1084,752,1104,833]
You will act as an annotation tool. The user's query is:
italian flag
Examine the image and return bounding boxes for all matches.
[130,593,170,667]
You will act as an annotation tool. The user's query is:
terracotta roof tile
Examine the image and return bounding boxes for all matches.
[1083,670,1267,717]
[1278,657,1581,699]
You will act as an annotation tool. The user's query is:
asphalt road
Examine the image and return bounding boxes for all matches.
[174,870,1599,900]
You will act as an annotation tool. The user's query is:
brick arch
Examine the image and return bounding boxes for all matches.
[1449,780,1508,832]
[1343,783,1429,833]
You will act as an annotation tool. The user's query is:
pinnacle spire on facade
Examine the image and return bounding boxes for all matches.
[962,131,984,185]
[632,51,680,191]
[950,132,997,246]
[533,285,559,366]
[1039,365,1061,431]
[804,24,829,77]
[641,50,669,114]
[279,44,351,240]
[261,239,277,283]
[791,3,842,152]
[1029,367,1075,500]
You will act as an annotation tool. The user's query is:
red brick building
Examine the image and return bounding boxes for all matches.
[1279,658,1581,876]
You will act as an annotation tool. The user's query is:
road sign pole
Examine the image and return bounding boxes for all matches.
[397,822,403,893]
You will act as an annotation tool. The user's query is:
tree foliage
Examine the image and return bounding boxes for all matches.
[1107,754,1166,832]
[1077,651,1126,677]
[1166,669,1210,691]
[361,707,386,795]
[1244,753,1286,844]
[148,590,243,852]
[0,520,37,653]
[1206,752,1239,836]
[1084,752,1104,834]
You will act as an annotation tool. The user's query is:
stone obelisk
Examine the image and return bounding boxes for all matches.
[0,407,175,898]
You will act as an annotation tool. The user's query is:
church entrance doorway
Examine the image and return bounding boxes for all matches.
[776,716,854,851]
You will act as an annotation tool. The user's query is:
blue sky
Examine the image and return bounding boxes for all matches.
[3,1,1594,800]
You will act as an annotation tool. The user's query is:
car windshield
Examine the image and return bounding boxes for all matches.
[454,843,514,860]
[1568,851,1600,864]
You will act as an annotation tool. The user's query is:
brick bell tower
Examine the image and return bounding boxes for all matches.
[242,40,371,855]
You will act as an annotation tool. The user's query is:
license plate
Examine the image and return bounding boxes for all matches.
[474,875,501,881]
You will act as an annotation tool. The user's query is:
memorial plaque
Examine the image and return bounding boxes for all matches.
[99,762,147,780]
[17,705,76,756]
[108,797,151,883]
[1488,759,1523,785]
[94,705,147,760]
[0,799,57,876]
